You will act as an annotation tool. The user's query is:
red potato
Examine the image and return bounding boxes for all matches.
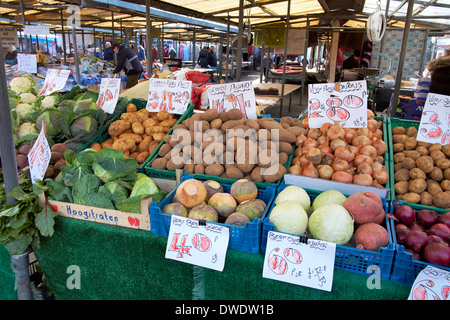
[343,192,385,226]
[355,223,389,252]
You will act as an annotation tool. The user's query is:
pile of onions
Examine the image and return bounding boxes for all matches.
[288,111,390,187]
[393,203,450,267]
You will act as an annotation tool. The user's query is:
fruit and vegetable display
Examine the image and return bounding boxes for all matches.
[392,202,450,267]
[151,109,305,183]
[268,186,390,252]
[392,125,450,209]
[40,148,166,213]
[162,178,267,226]
[89,103,179,166]
[289,110,389,187]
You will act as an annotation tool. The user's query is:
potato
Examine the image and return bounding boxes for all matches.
[204,164,225,176]
[257,129,271,142]
[429,167,444,181]
[278,141,293,154]
[153,133,166,142]
[245,119,260,131]
[136,108,150,119]
[261,163,286,183]
[394,163,403,171]
[394,168,410,182]
[403,150,420,160]
[428,143,442,153]
[441,180,450,191]
[201,108,219,122]
[406,126,418,137]
[445,168,450,180]
[121,112,143,124]
[392,127,406,135]
[183,163,195,174]
[250,166,264,182]
[90,142,101,152]
[159,118,177,128]
[433,191,450,208]
[416,155,434,173]
[436,158,450,170]
[420,191,433,206]
[108,120,131,136]
[408,179,427,194]
[136,151,150,164]
[442,144,450,157]
[427,181,443,195]
[194,164,205,174]
[409,168,426,180]
[259,120,284,131]
[226,109,243,120]
[404,137,417,150]
[143,118,159,128]
[393,143,405,153]
[395,181,409,195]
[119,132,143,144]
[166,158,185,171]
[156,110,172,122]
[131,122,145,135]
[401,157,416,170]
[111,138,135,153]
[393,153,405,164]
[101,138,114,149]
[226,166,244,180]
[414,146,428,156]
[210,118,222,130]
[392,134,407,144]
[138,136,152,153]
[402,193,421,204]
[430,150,446,162]
[148,140,160,154]
[278,129,297,144]
[126,103,137,112]
[158,143,172,157]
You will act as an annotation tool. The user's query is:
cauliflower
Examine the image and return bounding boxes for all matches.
[15,103,35,120]
[10,76,35,95]
[16,122,37,140]
[41,95,60,109]
[19,92,38,104]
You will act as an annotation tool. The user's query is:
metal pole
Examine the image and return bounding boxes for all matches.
[226,17,230,80]
[300,18,310,106]
[279,0,291,117]
[61,10,67,64]
[81,30,86,54]
[259,29,265,83]
[70,9,81,84]
[93,27,96,56]
[389,0,414,117]
[378,0,391,69]
[146,0,152,76]
[20,0,28,54]
[236,0,244,81]
[193,28,196,68]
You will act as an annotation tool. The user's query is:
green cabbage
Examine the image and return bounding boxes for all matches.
[92,149,138,183]
[70,115,97,137]
[36,108,63,137]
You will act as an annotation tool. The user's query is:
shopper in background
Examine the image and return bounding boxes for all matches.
[206,45,218,82]
[4,45,18,65]
[104,42,114,62]
[168,47,177,59]
[197,46,209,68]
[426,53,450,96]
[138,42,146,61]
[112,43,143,89]
[342,54,359,69]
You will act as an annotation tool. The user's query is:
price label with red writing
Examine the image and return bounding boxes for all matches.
[39,69,71,96]
[165,215,229,271]
[27,125,51,184]
[146,78,192,114]
[97,78,121,114]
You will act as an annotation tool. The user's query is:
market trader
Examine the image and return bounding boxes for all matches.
[104,42,114,62]
[112,43,144,89]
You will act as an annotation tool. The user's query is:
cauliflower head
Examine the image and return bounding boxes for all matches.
[19,92,38,104]
[41,95,60,109]
[16,122,37,140]
[15,103,35,120]
[10,76,35,95]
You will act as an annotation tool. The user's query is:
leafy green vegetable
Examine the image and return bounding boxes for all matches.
[36,107,63,137]
[92,149,138,183]
[130,173,160,198]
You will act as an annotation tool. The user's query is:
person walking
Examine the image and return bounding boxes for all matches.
[197,46,209,68]
[112,43,144,89]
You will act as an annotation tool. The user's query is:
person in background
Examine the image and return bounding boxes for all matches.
[206,45,218,82]
[342,54,359,69]
[104,42,113,62]
[112,43,143,89]
[168,47,176,59]
[137,42,146,61]
[152,46,158,61]
[426,53,450,96]
[197,46,209,68]
[5,45,18,65]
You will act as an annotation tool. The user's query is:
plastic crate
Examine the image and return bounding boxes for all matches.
[387,117,449,213]
[261,183,396,280]
[388,201,450,286]
[149,175,277,253]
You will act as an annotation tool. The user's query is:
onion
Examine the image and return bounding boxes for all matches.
[353,173,373,186]
[299,155,310,169]
[410,222,426,232]
[372,169,389,185]
[308,128,322,140]
[367,119,379,133]
[428,223,450,242]
[428,235,446,245]
[352,135,371,147]
[393,201,416,225]
[317,135,328,146]
[302,163,319,178]
[295,134,307,147]
[344,128,357,144]
[288,164,303,175]
[303,137,318,147]
[371,161,383,172]
[348,145,360,154]
[332,158,350,172]
[417,209,439,228]
[332,171,353,183]
[371,138,387,156]
[292,156,301,166]
[306,147,322,165]
[423,243,450,267]
[359,145,378,159]
[354,154,373,166]
[321,153,334,166]
[439,212,450,228]
[374,129,383,139]
[405,249,421,261]
[395,223,411,245]
[330,138,347,152]
[320,122,333,135]
[334,146,355,162]
[319,143,332,155]
[318,165,334,180]
[357,162,373,175]
[294,147,302,157]
[302,117,309,129]
[367,109,375,120]
[405,230,429,252]
[375,156,384,164]
[356,128,373,139]
[327,124,345,141]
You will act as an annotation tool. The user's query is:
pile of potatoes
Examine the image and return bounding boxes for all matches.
[151,108,304,183]
[393,125,450,209]
[90,103,178,166]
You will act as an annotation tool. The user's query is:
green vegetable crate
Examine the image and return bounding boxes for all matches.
[387,117,449,213]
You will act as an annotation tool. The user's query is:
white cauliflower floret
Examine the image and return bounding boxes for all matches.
[15,103,35,119]
[41,95,58,109]
[19,92,38,104]
[10,77,33,95]
[16,122,37,140]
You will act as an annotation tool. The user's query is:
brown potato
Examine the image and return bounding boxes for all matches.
[404,137,417,150]
[108,120,131,136]
[394,168,410,182]
[226,166,244,180]
[159,118,177,128]
[441,180,450,191]
[392,134,407,144]
[394,163,403,171]
[429,167,444,181]
[428,143,442,153]
[420,191,433,206]
[392,127,406,135]
[416,155,434,173]
[403,150,420,160]
[126,103,137,112]
[131,122,145,135]
[393,143,405,153]
[151,158,168,169]
[408,179,427,194]
[445,168,450,180]
[406,126,418,137]
[261,163,286,183]
[138,136,153,153]
[442,144,450,157]
[210,118,222,130]
[119,132,143,144]
[194,164,205,174]
[153,133,166,142]
[402,193,421,204]
[90,142,101,152]
[111,138,135,153]
[201,108,219,122]
[427,181,443,195]
[395,181,409,195]
[430,150,446,162]
[120,112,143,124]
[148,140,160,154]
[433,191,450,208]
[101,138,114,149]
[166,158,185,171]
[401,157,416,170]
[415,146,429,156]
[142,118,159,128]
[436,158,450,170]
[409,168,426,180]
[156,110,172,122]
[158,143,172,157]
[136,151,150,164]
[393,153,406,164]
[204,164,225,176]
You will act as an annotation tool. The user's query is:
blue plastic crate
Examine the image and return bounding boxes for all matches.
[388,201,450,286]
[149,175,277,253]
[261,183,396,280]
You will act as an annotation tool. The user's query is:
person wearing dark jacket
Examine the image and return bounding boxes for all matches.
[112,43,144,89]
[197,47,209,68]
[104,42,114,62]
[206,45,217,67]
[5,45,18,65]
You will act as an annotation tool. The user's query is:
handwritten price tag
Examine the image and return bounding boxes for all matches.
[207,81,258,120]
[262,231,336,292]
[408,265,450,300]
[17,54,37,74]
[39,69,71,96]
[417,93,450,145]
[146,78,192,114]
[97,78,121,114]
[27,125,51,184]
[165,215,229,271]
[307,80,368,128]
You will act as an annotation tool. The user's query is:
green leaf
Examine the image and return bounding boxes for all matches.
[0,205,20,217]
[4,233,33,255]
[34,205,58,237]
[45,180,73,203]
[82,193,116,210]
[60,165,92,187]
[63,149,77,166]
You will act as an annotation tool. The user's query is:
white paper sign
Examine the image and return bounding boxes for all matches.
[263,231,336,292]
[408,265,450,300]
[307,81,368,128]
[97,78,121,114]
[27,125,51,184]
[146,78,192,114]
[17,54,37,74]
[165,215,229,271]
[207,81,258,120]
[417,93,450,145]
[39,69,71,96]
[24,25,50,36]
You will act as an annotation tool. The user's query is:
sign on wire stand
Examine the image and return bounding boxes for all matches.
[146,78,192,114]
[97,78,121,114]
[417,93,450,145]
[39,69,70,96]
[27,124,51,184]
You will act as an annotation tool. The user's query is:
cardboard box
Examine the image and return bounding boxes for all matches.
[38,178,177,231]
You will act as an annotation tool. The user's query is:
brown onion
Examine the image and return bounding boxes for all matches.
[344,128,357,144]
[320,123,333,135]
[359,145,378,159]
[356,128,373,139]
[353,173,373,186]
[334,146,355,162]
[367,119,379,133]
[302,117,309,129]
[321,153,334,166]
[372,169,389,185]
[303,137,318,147]
[348,145,360,154]
[354,154,373,166]
[308,128,322,140]
[302,163,318,178]
[330,138,347,152]
[318,165,334,180]
[299,155,310,168]
[357,162,373,175]
[332,171,353,183]
[317,135,328,146]
[288,165,303,175]
[371,162,384,172]
[294,147,302,157]
[367,109,375,120]
[292,156,302,166]
[332,158,350,172]
[372,138,387,156]
[352,135,371,147]
[295,134,307,147]
[327,124,346,140]
[306,147,322,165]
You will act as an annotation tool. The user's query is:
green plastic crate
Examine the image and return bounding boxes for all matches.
[387,117,449,213]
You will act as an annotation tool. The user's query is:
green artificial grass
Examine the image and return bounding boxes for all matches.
[0,245,17,300]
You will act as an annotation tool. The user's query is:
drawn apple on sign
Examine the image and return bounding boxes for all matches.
[325,97,350,122]
[267,248,288,275]
[128,217,140,227]
[308,98,323,118]
[192,233,211,252]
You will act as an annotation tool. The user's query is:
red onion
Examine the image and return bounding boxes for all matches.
[428,235,446,245]
[409,222,426,232]
[423,243,450,267]
[405,249,421,261]
[428,223,450,242]
[393,202,416,225]
[395,223,411,245]
[417,209,439,228]
[405,230,429,252]
[439,212,450,228]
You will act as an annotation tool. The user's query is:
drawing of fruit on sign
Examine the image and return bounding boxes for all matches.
[419,123,442,139]
[267,248,288,275]
[128,217,140,227]
[325,97,350,122]
[343,95,363,108]
[308,98,323,118]
[411,280,440,300]
[283,248,302,264]
[422,111,439,124]
[192,233,211,252]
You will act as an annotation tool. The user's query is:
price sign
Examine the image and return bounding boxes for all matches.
[97,78,121,114]
[207,81,257,120]
[39,69,71,96]
[307,80,368,128]
[27,125,51,184]
[146,78,192,114]
[165,215,229,271]
[23,25,50,36]
[262,231,336,292]
[417,93,450,145]
[408,265,450,300]
[17,53,37,74]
